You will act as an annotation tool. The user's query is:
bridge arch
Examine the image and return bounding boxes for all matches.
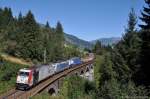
[48,88,56,96]
[75,72,79,76]
[86,67,89,72]
[80,70,84,75]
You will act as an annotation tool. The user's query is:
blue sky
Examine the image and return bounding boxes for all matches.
[0,0,144,41]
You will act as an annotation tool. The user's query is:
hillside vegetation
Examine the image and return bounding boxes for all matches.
[0,60,28,94]
[0,53,33,65]
[91,37,120,46]
[65,33,93,49]
[0,8,82,64]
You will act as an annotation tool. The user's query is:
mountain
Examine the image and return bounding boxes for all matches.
[64,33,121,49]
[91,37,121,45]
[64,33,93,49]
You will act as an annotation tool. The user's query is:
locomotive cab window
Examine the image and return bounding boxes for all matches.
[19,72,29,76]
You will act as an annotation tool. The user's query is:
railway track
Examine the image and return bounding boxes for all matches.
[1,90,25,99]
[0,60,94,99]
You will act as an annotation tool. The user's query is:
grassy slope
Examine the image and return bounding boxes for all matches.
[0,53,33,65]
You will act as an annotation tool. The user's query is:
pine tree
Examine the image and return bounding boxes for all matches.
[113,8,141,81]
[46,21,50,28]
[111,49,131,83]
[93,41,102,55]
[18,12,23,26]
[0,7,18,55]
[0,7,13,38]
[139,0,150,29]
[99,54,115,86]
[16,12,23,42]
[18,10,43,61]
[55,21,64,44]
[0,8,5,50]
[54,21,64,60]
[123,8,141,74]
[1,7,13,28]
[125,8,137,33]
[0,8,3,29]
[42,21,54,62]
[138,0,150,85]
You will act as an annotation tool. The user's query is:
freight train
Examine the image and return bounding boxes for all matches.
[16,57,82,90]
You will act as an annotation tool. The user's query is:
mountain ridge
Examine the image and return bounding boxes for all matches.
[91,37,121,45]
[64,33,93,49]
[64,33,120,49]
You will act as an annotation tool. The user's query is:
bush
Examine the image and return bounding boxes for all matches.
[0,55,3,62]
[0,60,28,94]
[84,80,96,94]
[97,79,149,99]
[1,70,13,81]
[60,76,96,99]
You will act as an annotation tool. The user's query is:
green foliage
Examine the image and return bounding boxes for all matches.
[84,80,96,95]
[138,0,150,85]
[63,45,82,59]
[0,7,16,53]
[94,6,150,99]
[53,22,65,60]
[0,55,3,62]
[111,50,131,83]
[125,8,137,33]
[94,54,116,89]
[97,79,148,99]
[60,76,96,99]
[94,54,148,99]
[60,76,85,99]
[139,0,150,29]
[94,55,104,89]
[93,41,104,55]
[64,33,93,49]
[1,70,14,81]
[0,60,28,94]
[40,21,54,62]
[112,8,142,83]
[98,79,122,99]
[17,11,43,61]
[99,53,115,86]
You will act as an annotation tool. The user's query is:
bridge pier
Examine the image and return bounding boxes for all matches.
[80,64,94,81]
[46,81,59,96]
